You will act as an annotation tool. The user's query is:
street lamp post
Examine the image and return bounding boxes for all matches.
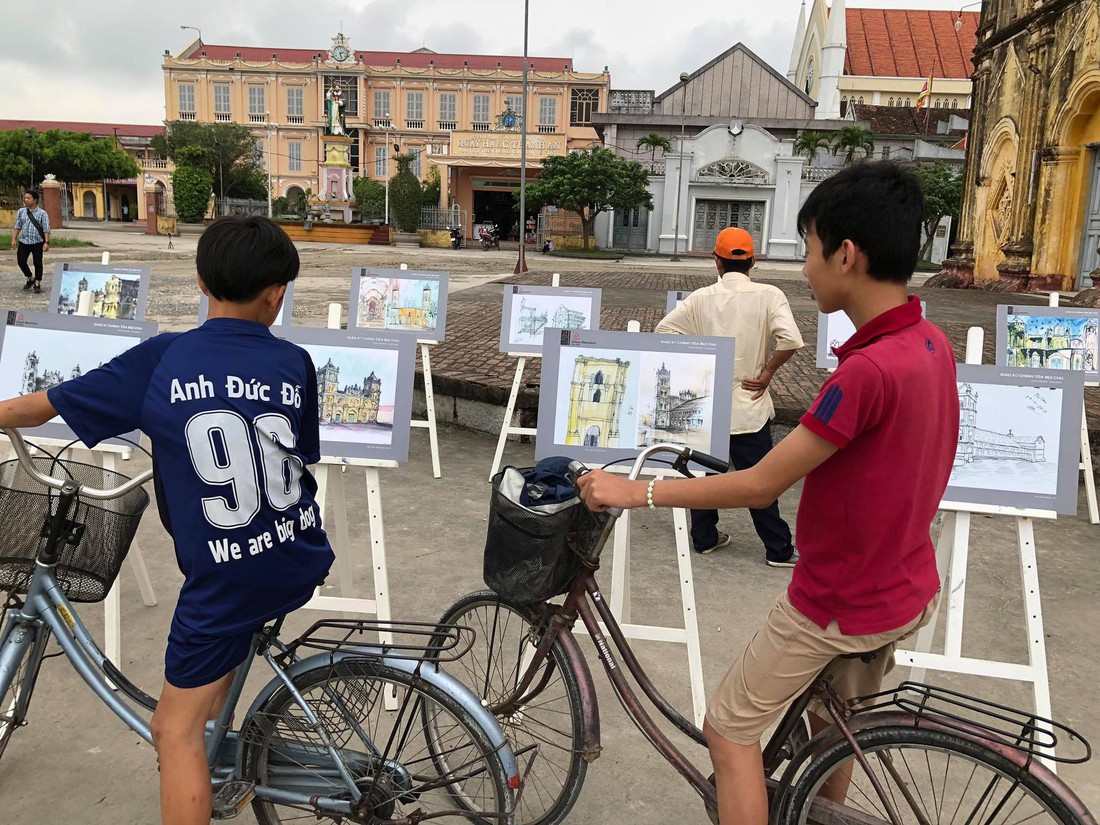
[670,71,690,262]
[514,0,531,275]
[383,113,396,226]
[266,118,274,218]
[179,25,202,46]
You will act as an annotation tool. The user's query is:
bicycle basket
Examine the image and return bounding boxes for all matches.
[483,466,610,603]
[0,457,149,603]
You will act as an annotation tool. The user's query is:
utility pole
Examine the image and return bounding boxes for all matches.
[514,0,531,274]
[670,71,689,262]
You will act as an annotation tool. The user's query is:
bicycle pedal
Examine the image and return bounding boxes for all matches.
[211,780,256,819]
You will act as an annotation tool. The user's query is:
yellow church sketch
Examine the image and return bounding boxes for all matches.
[564,355,630,447]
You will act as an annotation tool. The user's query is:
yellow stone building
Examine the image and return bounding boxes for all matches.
[565,356,630,448]
[938,0,1100,301]
[163,33,609,235]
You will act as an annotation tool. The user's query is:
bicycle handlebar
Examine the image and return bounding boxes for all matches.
[2,428,153,500]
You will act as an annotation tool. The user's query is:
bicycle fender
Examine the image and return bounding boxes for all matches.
[241,650,520,783]
[551,625,603,762]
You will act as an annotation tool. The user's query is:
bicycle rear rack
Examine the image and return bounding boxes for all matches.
[281,619,476,664]
[854,681,1092,764]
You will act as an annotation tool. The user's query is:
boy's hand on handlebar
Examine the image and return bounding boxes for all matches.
[576,470,647,512]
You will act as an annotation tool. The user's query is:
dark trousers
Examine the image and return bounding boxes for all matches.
[16,242,44,282]
[690,422,794,561]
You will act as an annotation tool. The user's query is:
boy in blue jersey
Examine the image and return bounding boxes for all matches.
[0,216,335,825]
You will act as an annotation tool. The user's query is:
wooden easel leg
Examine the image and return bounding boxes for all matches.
[943,511,971,658]
[331,467,354,600]
[101,452,157,607]
[1017,517,1056,770]
[1080,400,1098,525]
[909,510,958,682]
[609,512,632,624]
[490,358,526,481]
[673,506,707,728]
[364,467,398,709]
[312,464,332,601]
[421,344,442,480]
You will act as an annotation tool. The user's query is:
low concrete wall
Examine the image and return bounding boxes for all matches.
[0,208,16,229]
[419,229,451,248]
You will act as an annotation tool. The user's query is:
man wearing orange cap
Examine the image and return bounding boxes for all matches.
[656,226,803,565]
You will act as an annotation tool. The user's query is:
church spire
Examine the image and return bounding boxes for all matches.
[788,0,807,83]
[815,0,847,119]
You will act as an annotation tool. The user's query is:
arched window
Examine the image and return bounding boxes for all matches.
[888,97,894,107]
[594,370,604,385]
[905,97,912,107]
[858,96,865,105]
[592,389,602,403]
[952,99,958,109]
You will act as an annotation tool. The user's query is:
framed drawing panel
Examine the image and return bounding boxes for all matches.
[995,305,1099,383]
[536,328,735,468]
[0,310,157,446]
[666,290,693,314]
[500,285,602,355]
[944,365,1086,515]
[198,279,296,327]
[50,262,151,322]
[816,301,927,369]
[348,267,449,342]
[276,326,417,463]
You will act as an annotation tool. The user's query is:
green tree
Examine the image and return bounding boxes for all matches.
[0,129,138,190]
[388,153,423,231]
[792,130,833,163]
[172,163,213,223]
[636,132,672,169]
[352,177,386,221]
[831,126,875,165]
[914,162,964,261]
[524,146,653,249]
[152,121,265,199]
[421,163,442,209]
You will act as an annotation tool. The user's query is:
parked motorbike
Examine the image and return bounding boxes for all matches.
[478,225,501,250]
[449,227,464,250]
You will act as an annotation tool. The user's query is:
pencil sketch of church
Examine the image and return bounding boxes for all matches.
[1005,315,1098,372]
[638,361,713,448]
[517,298,587,339]
[21,351,90,394]
[956,383,1045,464]
[316,357,382,425]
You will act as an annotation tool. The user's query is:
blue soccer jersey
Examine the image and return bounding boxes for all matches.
[47,318,334,636]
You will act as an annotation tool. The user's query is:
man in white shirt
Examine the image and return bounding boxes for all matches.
[656,227,803,565]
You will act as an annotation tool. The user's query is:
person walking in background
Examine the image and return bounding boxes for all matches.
[656,227,803,565]
[11,190,50,294]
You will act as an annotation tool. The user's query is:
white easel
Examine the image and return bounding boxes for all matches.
[489,272,561,480]
[896,327,1060,768]
[396,264,442,479]
[1048,293,1098,524]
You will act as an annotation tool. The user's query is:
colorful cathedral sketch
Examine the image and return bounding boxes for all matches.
[316,357,382,425]
[564,356,630,447]
[356,278,440,333]
[56,274,140,320]
[1005,314,1098,372]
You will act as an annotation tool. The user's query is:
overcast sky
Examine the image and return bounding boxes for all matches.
[3,0,971,125]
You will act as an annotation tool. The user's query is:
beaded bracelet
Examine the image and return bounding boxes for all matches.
[647,479,657,510]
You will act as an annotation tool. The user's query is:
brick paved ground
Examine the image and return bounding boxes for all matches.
[426,271,1100,443]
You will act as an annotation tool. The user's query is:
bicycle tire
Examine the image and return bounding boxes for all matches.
[241,657,512,825]
[782,724,1089,825]
[0,622,50,763]
[433,591,588,825]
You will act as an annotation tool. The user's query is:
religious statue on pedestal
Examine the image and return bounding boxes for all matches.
[325,85,347,136]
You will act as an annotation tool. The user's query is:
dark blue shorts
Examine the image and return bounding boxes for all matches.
[164,621,258,690]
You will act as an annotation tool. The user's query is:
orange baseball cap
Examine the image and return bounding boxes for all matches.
[713,227,754,260]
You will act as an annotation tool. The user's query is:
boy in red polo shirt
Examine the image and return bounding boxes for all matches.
[577,161,959,825]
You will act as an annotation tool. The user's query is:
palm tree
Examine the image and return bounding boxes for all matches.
[636,132,673,171]
[831,126,876,165]
[792,130,832,165]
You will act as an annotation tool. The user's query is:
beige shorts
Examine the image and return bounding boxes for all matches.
[706,590,939,745]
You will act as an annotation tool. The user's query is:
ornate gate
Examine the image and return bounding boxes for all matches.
[691,200,765,254]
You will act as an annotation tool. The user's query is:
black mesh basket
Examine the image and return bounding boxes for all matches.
[483,467,610,604]
[0,457,150,603]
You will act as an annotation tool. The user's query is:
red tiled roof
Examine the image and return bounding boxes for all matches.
[183,45,574,72]
[0,119,165,138]
[844,9,980,79]
[850,103,970,136]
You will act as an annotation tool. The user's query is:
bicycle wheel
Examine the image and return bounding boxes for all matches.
[242,658,512,824]
[782,724,1088,825]
[0,622,50,763]
[434,591,588,825]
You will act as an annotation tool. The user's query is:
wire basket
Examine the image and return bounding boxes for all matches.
[483,467,610,604]
[0,457,149,603]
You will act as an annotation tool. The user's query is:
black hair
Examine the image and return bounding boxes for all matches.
[715,255,754,275]
[23,190,39,203]
[196,216,300,302]
[796,161,924,284]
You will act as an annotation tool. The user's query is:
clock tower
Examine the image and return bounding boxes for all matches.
[328,32,353,65]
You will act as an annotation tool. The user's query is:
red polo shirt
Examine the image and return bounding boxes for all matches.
[790,296,959,635]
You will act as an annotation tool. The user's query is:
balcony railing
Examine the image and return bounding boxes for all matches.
[214,112,232,122]
[537,124,556,134]
[142,158,170,170]
[179,112,196,121]
[249,113,267,124]
[374,117,391,128]
[286,114,304,125]
[438,120,456,131]
[472,122,490,132]
[801,166,839,182]
[405,119,424,130]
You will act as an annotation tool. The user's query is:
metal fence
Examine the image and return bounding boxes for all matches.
[420,205,468,231]
[219,198,269,217]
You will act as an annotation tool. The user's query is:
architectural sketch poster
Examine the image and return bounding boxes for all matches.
[348,267,449,342]
[666,290,693,314]
[500,285,602,355]
[0,310,156,445]
[49,262,151,322]
[198,279,296,327]
[536,328,734,466]
[276,326,416,462]
[943,365,1085,515]
[815,301,928,369]
[995,305,1099,382]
